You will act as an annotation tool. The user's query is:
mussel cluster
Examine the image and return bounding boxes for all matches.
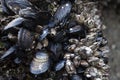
[0,0,110,80]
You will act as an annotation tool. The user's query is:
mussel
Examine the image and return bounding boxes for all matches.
[67,25,87,38]
[39,1,72,40]
[55,60,65,71]
[2,0,51,32]
[30,51,50,74]
[0,0,109,79]
[1,0,15,15]
[0,45,17,60]
[2,0,34,15]
[18,28,34,49]
[71,75,82,80]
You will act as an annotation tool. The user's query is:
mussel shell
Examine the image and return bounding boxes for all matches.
[3,17,25,32]
[55,60,65,71]
[53,30,68,42]
[48,42,63,59]
[59,0,75,4]
[53,1,72,23]
[48,1,72,28]
[30,51,49,74]
[96,37,108,47]
[1,0,15,15]
[0,45,17,60]
[20,9,52,24]
[18,28,34,49]
[19,8,38,19]
[71,75,82,80]
[67,25,86,38]
[6,0,33,14]
[39,28,49,41]
[38,2,72,41]
[69,25,82,33]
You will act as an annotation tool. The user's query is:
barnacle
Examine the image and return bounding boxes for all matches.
[0,0,110,80]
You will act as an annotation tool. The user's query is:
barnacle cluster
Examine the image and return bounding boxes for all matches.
[65,1,110,80]
[0,0,110,80]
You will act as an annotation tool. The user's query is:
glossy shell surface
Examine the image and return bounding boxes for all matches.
[18,28,34,49]
[30,51,49,74]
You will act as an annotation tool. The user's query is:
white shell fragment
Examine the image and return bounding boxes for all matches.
[85,67,98,78]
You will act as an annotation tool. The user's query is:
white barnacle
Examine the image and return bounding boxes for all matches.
[80,46,93,56]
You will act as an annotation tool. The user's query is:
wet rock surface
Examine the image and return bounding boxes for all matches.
[103,10,120,80]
